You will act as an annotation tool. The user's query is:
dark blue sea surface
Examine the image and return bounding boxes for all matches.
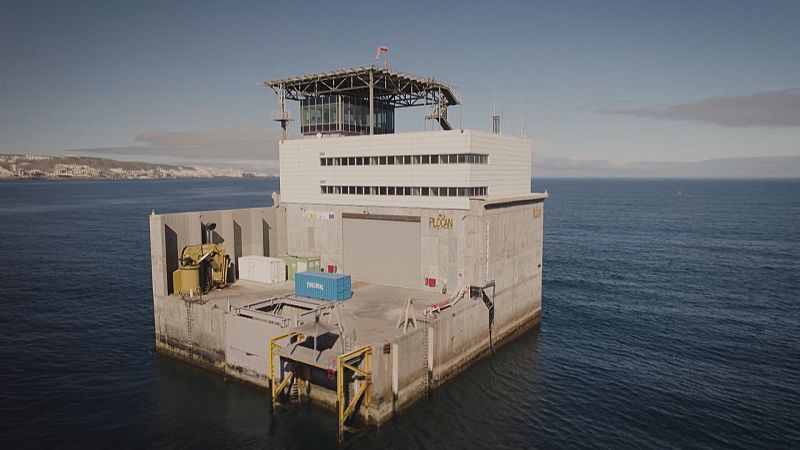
[0,178,798,449]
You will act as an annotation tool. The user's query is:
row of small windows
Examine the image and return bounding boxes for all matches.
[320,185,488,197]
[320,153,488,166]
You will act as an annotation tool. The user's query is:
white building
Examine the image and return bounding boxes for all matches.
[279,129,531,209]
[261,66,543,289]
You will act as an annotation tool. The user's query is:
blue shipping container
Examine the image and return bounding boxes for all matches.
[295,271,352,301]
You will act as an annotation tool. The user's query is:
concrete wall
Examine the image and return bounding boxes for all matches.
[429,197,545,386]
[284,202,472,290]
[149,206,283,371]
[469,132,532,198]
[279,129,532,209]
[225,314,286,386]
[150,206,282,296]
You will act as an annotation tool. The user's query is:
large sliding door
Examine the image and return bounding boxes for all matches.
[342,214,421,287]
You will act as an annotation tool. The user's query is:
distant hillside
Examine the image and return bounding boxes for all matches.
[0,154,270,179]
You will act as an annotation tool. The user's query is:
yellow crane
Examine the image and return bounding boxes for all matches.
[172,243,230,299]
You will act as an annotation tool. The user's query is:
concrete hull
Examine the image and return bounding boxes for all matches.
[148,192,546,428]
[152,293,541,424]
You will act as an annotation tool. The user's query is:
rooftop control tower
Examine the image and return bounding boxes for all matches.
[262,65,459,139]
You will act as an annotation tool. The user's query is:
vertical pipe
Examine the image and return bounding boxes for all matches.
[423,90,427,131]
[366,348,372,409]
[369,69,374,135]
[337,354,344,441]
[279,84,287,142]
[391,343,399,400]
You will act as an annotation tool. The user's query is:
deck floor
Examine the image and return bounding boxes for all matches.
[178,278,457,358]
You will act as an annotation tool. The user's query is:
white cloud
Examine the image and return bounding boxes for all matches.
[74,129,281,161]
[190,107,214,117]
[599,89,800,128]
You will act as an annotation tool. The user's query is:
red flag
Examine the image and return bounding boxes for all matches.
[374,45,388,61]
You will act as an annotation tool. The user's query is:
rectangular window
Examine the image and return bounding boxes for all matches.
[404,187,411,195]
[349,157,356,166]
[320,158,327,166]
[388,186,395,195]
[422,155,430,164]
[412,155,420,165]
[431,155,439,164]
[379,156,387,164]
[440,154,449,164]
[404,155,412,164]
[349,186,355,194]
[431,187,439,196]
[458,188,466,197]
[449,187,457,196]
[380,186,387,195]
[421,187,429,196]
[370,157,378,165]
[412,187,420,196]
[356,157,363,166]
[458,154,466,163]
[395,156,403,165]
[356,186,363,195]
[396,187,404,196]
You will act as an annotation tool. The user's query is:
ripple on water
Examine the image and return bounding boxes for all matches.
[1,178,799,448]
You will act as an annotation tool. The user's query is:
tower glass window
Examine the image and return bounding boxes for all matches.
[300,95,394,136]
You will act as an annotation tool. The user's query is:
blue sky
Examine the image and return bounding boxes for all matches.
[1,0,798,175]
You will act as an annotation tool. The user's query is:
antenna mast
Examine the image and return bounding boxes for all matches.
[492,89,501,134]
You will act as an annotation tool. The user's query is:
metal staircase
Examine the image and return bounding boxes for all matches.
[426,100,453,131]
[422,326,430,397]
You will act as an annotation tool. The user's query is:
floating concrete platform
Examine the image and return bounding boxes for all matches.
[149,192,545,437]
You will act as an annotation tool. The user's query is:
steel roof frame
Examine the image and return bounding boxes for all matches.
[261,65,459,108]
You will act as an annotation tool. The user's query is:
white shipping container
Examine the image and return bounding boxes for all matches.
[237,256,286,284]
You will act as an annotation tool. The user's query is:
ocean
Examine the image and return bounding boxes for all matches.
[0,178,797,449]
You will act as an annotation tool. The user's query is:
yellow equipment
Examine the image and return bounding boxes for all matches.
[172,244,230,298]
